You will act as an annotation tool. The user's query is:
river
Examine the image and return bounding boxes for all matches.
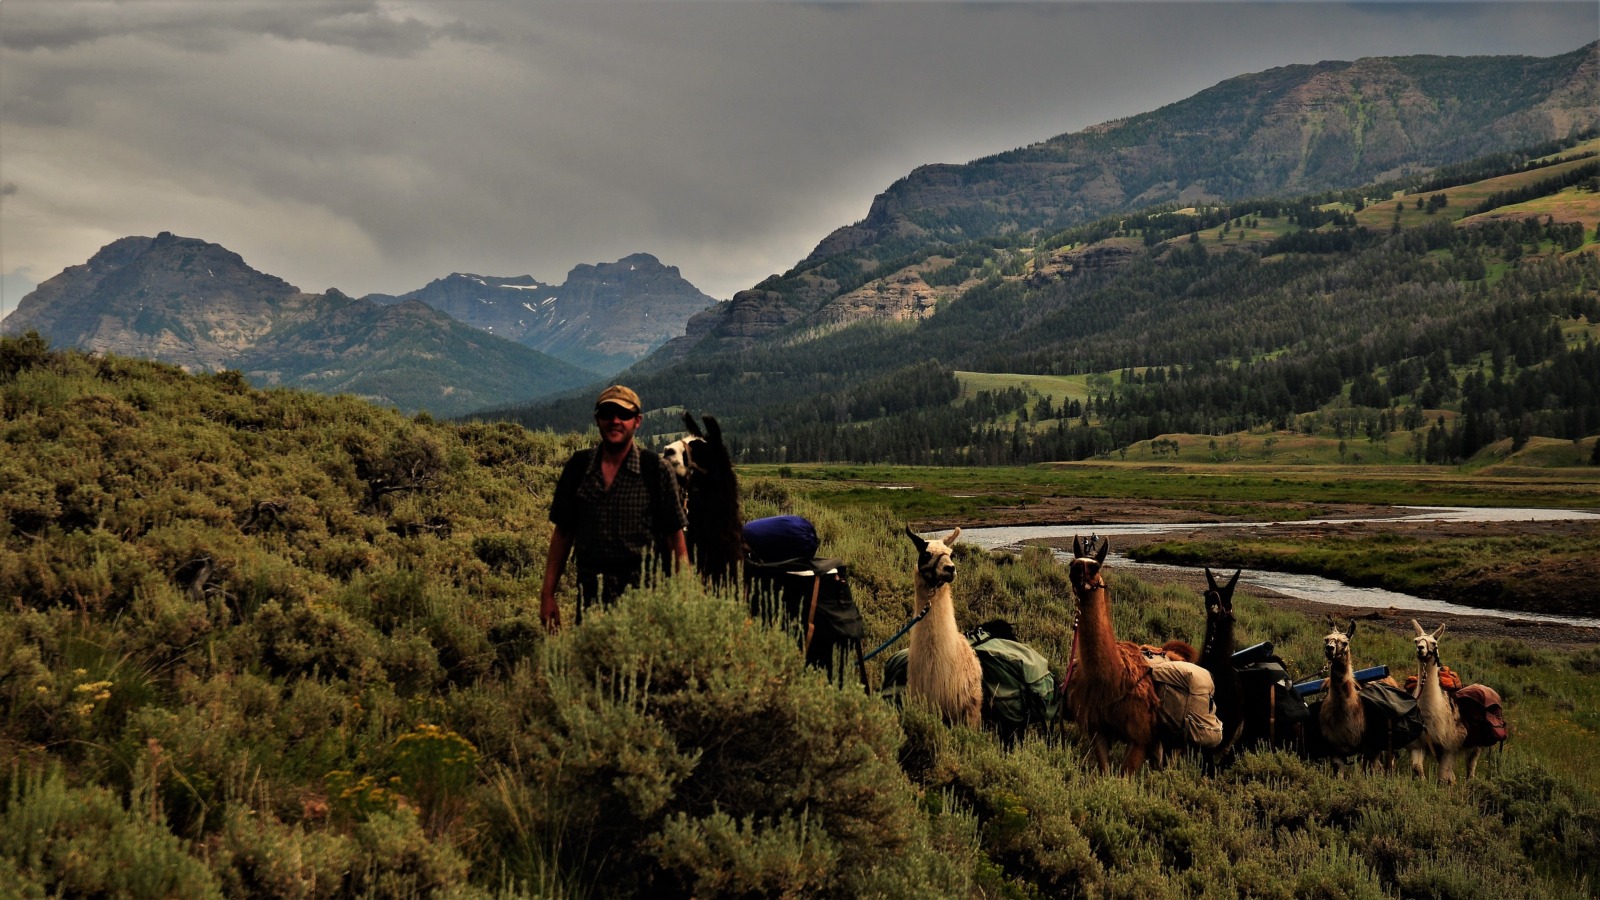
[954,506,1600,628]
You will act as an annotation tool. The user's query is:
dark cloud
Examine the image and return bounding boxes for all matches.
[1,1,1595,306]
[0,0,486,56]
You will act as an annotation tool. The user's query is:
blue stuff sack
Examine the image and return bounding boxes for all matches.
[742,515,820,564]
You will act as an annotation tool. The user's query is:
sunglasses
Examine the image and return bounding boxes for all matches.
[595,405,639,422]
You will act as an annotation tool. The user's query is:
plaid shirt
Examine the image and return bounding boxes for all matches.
[550,443,686,575]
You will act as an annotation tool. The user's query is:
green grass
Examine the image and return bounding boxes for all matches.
[955,371,1094,405]
[746,460,1600,523]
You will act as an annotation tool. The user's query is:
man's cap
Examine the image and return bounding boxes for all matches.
[595,384,642,414]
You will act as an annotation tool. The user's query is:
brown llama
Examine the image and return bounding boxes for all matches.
[678,412,743,587]
[1408,621,1491,785]
[1318,620,1364,776]
[904,527,983,729]
[1064,536,1167,774]
[1199,568,1244,770]
[1317,619,1408,775]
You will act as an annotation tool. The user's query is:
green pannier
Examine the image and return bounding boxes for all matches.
[879,624,1059,739]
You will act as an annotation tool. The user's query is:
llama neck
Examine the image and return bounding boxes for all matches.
[1330,654,1358,701]
[1074,584,1119,669]
[915,584,959,637]
[1418,656,1447,708]
[1202,616,1234,669]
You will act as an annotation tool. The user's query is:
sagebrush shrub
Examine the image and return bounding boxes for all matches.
[507,576,959,898]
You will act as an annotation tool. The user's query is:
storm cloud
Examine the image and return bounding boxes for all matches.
[2,1,1594,316]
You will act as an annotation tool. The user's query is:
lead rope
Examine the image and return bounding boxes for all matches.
[861,603,932,663]
[1062,609,1081,692]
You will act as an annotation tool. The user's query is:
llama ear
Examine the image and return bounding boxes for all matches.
[682,411,704,439]
[1095,539,1109,565]
[1225,569,1240,593]
[905,525,928,553]
[702,414,722,444]
[944,527,961,546]
[1346,620,1357,638]
[1073,535,1086,558]
[1205,567,1218,591]
[1412,619,1425,637]
[1433,623,1447,640]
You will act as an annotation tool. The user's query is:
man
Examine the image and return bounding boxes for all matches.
[540,385,688,631]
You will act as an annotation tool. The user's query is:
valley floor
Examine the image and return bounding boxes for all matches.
[937,497,1600,651]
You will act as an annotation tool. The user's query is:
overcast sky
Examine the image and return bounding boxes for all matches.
[1,1,1595,317]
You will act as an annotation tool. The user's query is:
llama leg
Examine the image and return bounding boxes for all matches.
[1410,747,1426,778]
[1089,733,1112,773]
[1464,747,1482,780]
[1438,750,1456,786]
[1121,743,1148,776]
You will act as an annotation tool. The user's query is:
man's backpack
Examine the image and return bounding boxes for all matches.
[1455,684,1508,747]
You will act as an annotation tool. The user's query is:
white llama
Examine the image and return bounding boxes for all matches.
[904,527,983,728]
[1408,620,1485,785]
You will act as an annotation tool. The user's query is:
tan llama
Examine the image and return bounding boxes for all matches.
[904,527,983,729]
[1408,621,1487,785]
[1064,537,1168,774]
[1319,620,1367,777]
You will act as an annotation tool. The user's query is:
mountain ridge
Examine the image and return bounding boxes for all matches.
[367,253,718,375]
[0,232,597,417]
[644,42,1598,366]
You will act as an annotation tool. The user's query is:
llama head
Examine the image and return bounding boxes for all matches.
[1410,619,1445,663]
[680,412,732,477]
[906,526,960,588]
[1323,619,1356,662]
[661,435,699,479]
[1068,535,1109,592]
[1203,567,1240,623]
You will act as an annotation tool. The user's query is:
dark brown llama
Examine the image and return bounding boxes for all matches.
[1199,568,1244,771]
[1064,537,1167,774]
[679,412,743,587]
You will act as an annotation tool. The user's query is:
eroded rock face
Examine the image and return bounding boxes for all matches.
[1027,242,1139,286]
[820,271,941,325]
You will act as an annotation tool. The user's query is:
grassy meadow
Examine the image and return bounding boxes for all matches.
[2,338,1598,898]
[745,457,1600,524]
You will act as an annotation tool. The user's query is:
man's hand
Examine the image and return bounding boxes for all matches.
[541,527,572,633]
[540,592,562,633]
